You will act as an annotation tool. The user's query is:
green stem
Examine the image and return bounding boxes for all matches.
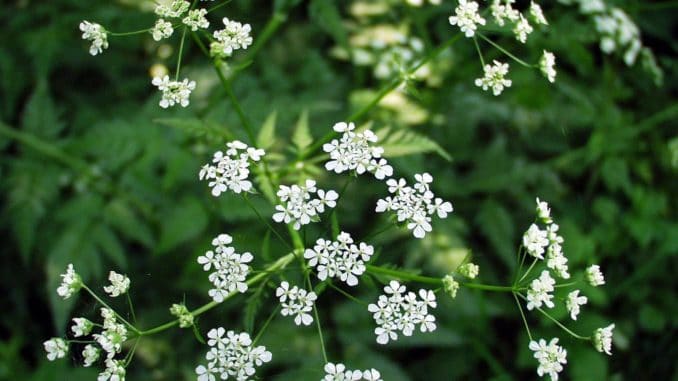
[517,293,590,341]
[124,337,141,367]
[126,293,137,324]
[518,257,539,283]
[513,292,533,341]
[212,65,257,143]
[207,0,235,13]
[252,305,281,345]
[477,33,534,68]
[138,252,296,336]
[108,28,152,37]
[175,27,188,80]
[82,285,139,334]
[242,194,294,251]
[326,281,369,306]
[305,273,328,363]
[473,36,486,67]
[366,265,442,285]
[460,282,520,292]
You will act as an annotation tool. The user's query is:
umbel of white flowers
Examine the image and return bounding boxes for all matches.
[323,122,393,180]
[276,281,318,326]
[304,232,374,286]
[196,329,272,381]
[199,140,265,196]
[272,179,338,230]
[197,233,253,303]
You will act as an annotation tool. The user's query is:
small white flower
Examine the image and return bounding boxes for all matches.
[97,358,126,381]
[565,290,587,320]
[211,17,253,58]
[513,14,533,43]
[529,337,567,381]
[304,233,374,287]
[273,181,338,230]
[276,282,317,326]
[442,274,460,298]
[530,2,548,25]
[43,338,68,361]
[151,75,196,108]
[82,344,100,367]
[546,243,570,279]
[458,263,479,279]
[526,270,555,310]
[199,141,264,196]
[71,317,94,337]
[182,8,209,31]
[449,0,486,38]
[491,0,520,26]
[57,263,82,299]
[535,197,553,224]
[155,0,190,18]
[198,234,253,303]
[539,51,557,83]
[586,265,605,286]
[523,224,549,259]
[323,122,392,181]
[475,60,512,96]
[197,329,271,380]
[103,271,130,297]
[79,21,109,56]
[593,323,615,355]
[151,19,174,41]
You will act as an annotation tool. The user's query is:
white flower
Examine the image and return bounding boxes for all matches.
[376,174,452,239]
[44,338,68,361]
[475,60,512,96]
[368,281,437,344]
[322,363,383,380]
[323,122,392,180]
[491,0,520,26]
[586,265,605,286]
[566,290,587,320]
[97,359,126,381]
[272,180,338,230]
[529,338,567,381]
[580,0,605,14]
[154,0,190,18]
[539,51,557,83]
[71,317,94,337]
[183,8,209,31]
[458,263,479,279]
[196,329,271,380]
[79,21,109,56]
[362,369,383,381]
[197,234,253,303]
[151,75,196,108]
[276,282,317,326]
[530,2,548,25]
[151,19,174,41]
[103,271,130,297]
[513,14,533,43]
[199,141,264,196]
[526,270,555,310]
[93,308,128,360]
[304,233,374,286]
[449,0,486,38]
[535,197,553,224]
[546,243,570,279]
[82,344,100,367]
[211,17,253,58]
[57,263,82,299]
[442,274,460,298]
[593,324,615,355]
[523,224,549,259]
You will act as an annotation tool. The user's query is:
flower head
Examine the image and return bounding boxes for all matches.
[540,51,557,83]
[323,363,383,380]
[71,317,94,337]
[196,329,271,380]
[272,180,338,230]
[304,232,374,286]
[44,338,68,361]
[593,324,615,355]
[82,344,100,367]
[197,234,253,303]
[199,141,264,196]
[170,303,194,328]
[458,263,479,279]
[323,122,392,180]
[276,282,317,326]
[523,223,549,259]
[98,359,126,381]
[491,0,520,26]
[475,60,512,96]
[154,0,190,18]
[535,197,553,224]
[565,290,587,320]
[151,19,174,41]
[57,263,82,299]
[442,274,460,298]
[183,8,209,31]
[211,17,253,58]
[526,270,555,310]
[529,338,567,380]
[449,0,486,38]
[586,265,605,286]
[530,2,548,25]
[513,15,534,43]
[103,271,130,297]
[151,75,196,108]
[79,21,109,56]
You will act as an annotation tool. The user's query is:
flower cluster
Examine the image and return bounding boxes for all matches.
[154,0,190,18]
[272,180,338,230]
[79,21,109,56]
[199,140,265,196]
[529,338,568,381]
[197,234,253,303]
[151,75,196,108]
[526,270,555,310]
[275,281,318,326]
[196,329,272,381]
[323,363,383,381]
[586,264,605,286]
[151,19,174,41]
[375,173,453,238]
[93,308,128,360]
[368,281,437,344]
[475,60,512,96]
[43,338,68,361]
[565,290,587,320]
[539,51,557,83]
[183,8,209,31]
[593,324,615,355]
[103,271,130,297]
[448,0,486,38]
[211,17,253,58]
[522,199,570,279]
[57,263,82,299]
[323,122,393,180]
[490,0,549,43]
[304,232,374,286]
[170,303,195,328]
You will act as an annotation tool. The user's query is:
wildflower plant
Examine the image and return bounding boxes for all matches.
[40,0,633,380]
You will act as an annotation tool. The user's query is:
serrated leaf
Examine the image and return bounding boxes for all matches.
[291,110,313,152]
[157,198,208,254]
[475,199,515,268]
[21,79,64,140]
[104,200,154,248]
[376,127,452,161]
[257,111,277,149]
[93,224,127,268]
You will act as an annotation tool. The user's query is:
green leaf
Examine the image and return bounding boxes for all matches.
[257,111,277,149]
[21,79,64,140]
[376,126,452,161]
[157,198,208,254]
[291,110,313,152]
[104,200,154,248]
[93,224,127,268]
[154,118,232,143]
[309,0,348,48]
[475,199,516,268]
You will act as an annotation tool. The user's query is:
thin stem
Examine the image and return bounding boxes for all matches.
[513,245,526,286]
[513,292,533,341]
[362,223,396,241]
[243,12,287,63]
[326,281,369,306]
[124,337,141,367]
[126,293,137,325]
[212,66,257,143]
[518,257,539,283]
[242,194,294,251]
[473,37,486,67]
[477,33,534,68]
[207,0,235,13]
[305,274,328,363]
[366,265,443,285]
[517,293,590,341]
[108,28,152,37]
[82,285,139,334]
[252,305,281,345]
[459,282,519,292]
[175,27,188,80]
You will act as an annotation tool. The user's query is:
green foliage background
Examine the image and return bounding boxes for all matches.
[0,0,676,380]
